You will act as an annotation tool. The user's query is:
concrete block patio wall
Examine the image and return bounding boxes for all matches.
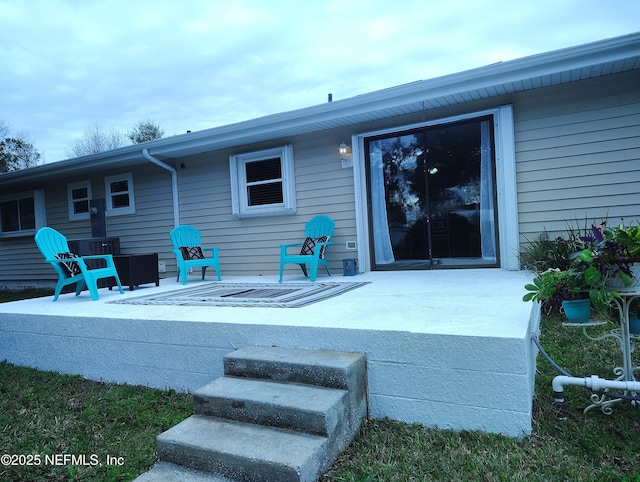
[0,304,540,438]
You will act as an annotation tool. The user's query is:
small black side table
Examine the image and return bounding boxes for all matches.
[110,253,160,291]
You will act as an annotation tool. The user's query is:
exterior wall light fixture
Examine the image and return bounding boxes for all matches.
[338,142,352,168]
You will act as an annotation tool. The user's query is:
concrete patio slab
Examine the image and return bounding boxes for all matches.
[0,269,540,437]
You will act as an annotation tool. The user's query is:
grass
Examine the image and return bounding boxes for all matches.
[0,288,53,303]
[321,314,640,482]
[2,289,640,481]
[0,364,192,481]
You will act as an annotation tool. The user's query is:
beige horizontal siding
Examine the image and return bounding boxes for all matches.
[0,165,177,283]
[515,70,640,241]
[172,134,357,277]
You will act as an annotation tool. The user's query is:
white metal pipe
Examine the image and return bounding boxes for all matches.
[142,148,180,228]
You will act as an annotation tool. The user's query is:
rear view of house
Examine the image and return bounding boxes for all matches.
[1,33,639,443]
[1,33,639,287]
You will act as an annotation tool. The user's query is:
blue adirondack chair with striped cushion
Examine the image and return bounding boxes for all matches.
[170,225,221,285]
[279,215,335,282]
[34,227,124,301]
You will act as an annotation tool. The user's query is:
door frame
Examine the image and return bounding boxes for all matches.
[353,105,520,273]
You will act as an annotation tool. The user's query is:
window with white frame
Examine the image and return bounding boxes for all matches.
[0,190,46,237]
[67,180,92,221]
[104,172,135,216]
[230,145,296,217]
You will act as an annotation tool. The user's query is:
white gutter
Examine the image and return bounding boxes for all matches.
[142,148,180,228]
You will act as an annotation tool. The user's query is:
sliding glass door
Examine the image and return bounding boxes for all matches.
[367,116,498,269]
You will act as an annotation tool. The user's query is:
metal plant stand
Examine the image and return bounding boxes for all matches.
[564,288,640,414]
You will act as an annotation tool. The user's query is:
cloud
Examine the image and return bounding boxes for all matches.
[0,0,638,162]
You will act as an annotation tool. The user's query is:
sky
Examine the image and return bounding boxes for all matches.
[1,0,639,164]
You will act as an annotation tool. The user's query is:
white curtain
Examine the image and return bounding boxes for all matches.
[479,120,496,260]
[369,140,395,264]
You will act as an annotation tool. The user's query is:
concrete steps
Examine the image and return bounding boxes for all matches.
[193,377,348,436]
[135,346,367,482]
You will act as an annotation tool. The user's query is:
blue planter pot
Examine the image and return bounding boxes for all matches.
[561,299,591,323]
[630,314,640,335]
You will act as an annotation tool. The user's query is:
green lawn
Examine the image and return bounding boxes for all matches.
[322,315,640,482]
[2,290,640,481]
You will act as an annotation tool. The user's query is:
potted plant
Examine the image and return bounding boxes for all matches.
[615,224,640,256]
[611,223,640,289]
[523,266,604,323]
[573,223,640,290]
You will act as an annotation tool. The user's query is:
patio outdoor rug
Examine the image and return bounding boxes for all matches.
[108,281,369,308]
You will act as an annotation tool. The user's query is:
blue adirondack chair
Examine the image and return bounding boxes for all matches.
[279,215,335,282]
[34,227,124,301]
[170,225,221,285]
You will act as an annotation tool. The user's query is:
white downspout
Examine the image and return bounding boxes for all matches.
[142,148,180,228]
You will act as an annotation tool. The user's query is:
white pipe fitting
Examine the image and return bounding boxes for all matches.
[553,375,640,394]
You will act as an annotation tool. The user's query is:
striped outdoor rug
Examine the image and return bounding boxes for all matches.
[109,281,369,308]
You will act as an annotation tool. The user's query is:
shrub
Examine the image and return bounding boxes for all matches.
[519,233,583,275]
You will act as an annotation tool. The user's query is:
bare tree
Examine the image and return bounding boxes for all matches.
[67,124,127,158]
[127,119,164,144]
[0,121,43,172]
[0,120,9,139]
[67,120,165,157]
